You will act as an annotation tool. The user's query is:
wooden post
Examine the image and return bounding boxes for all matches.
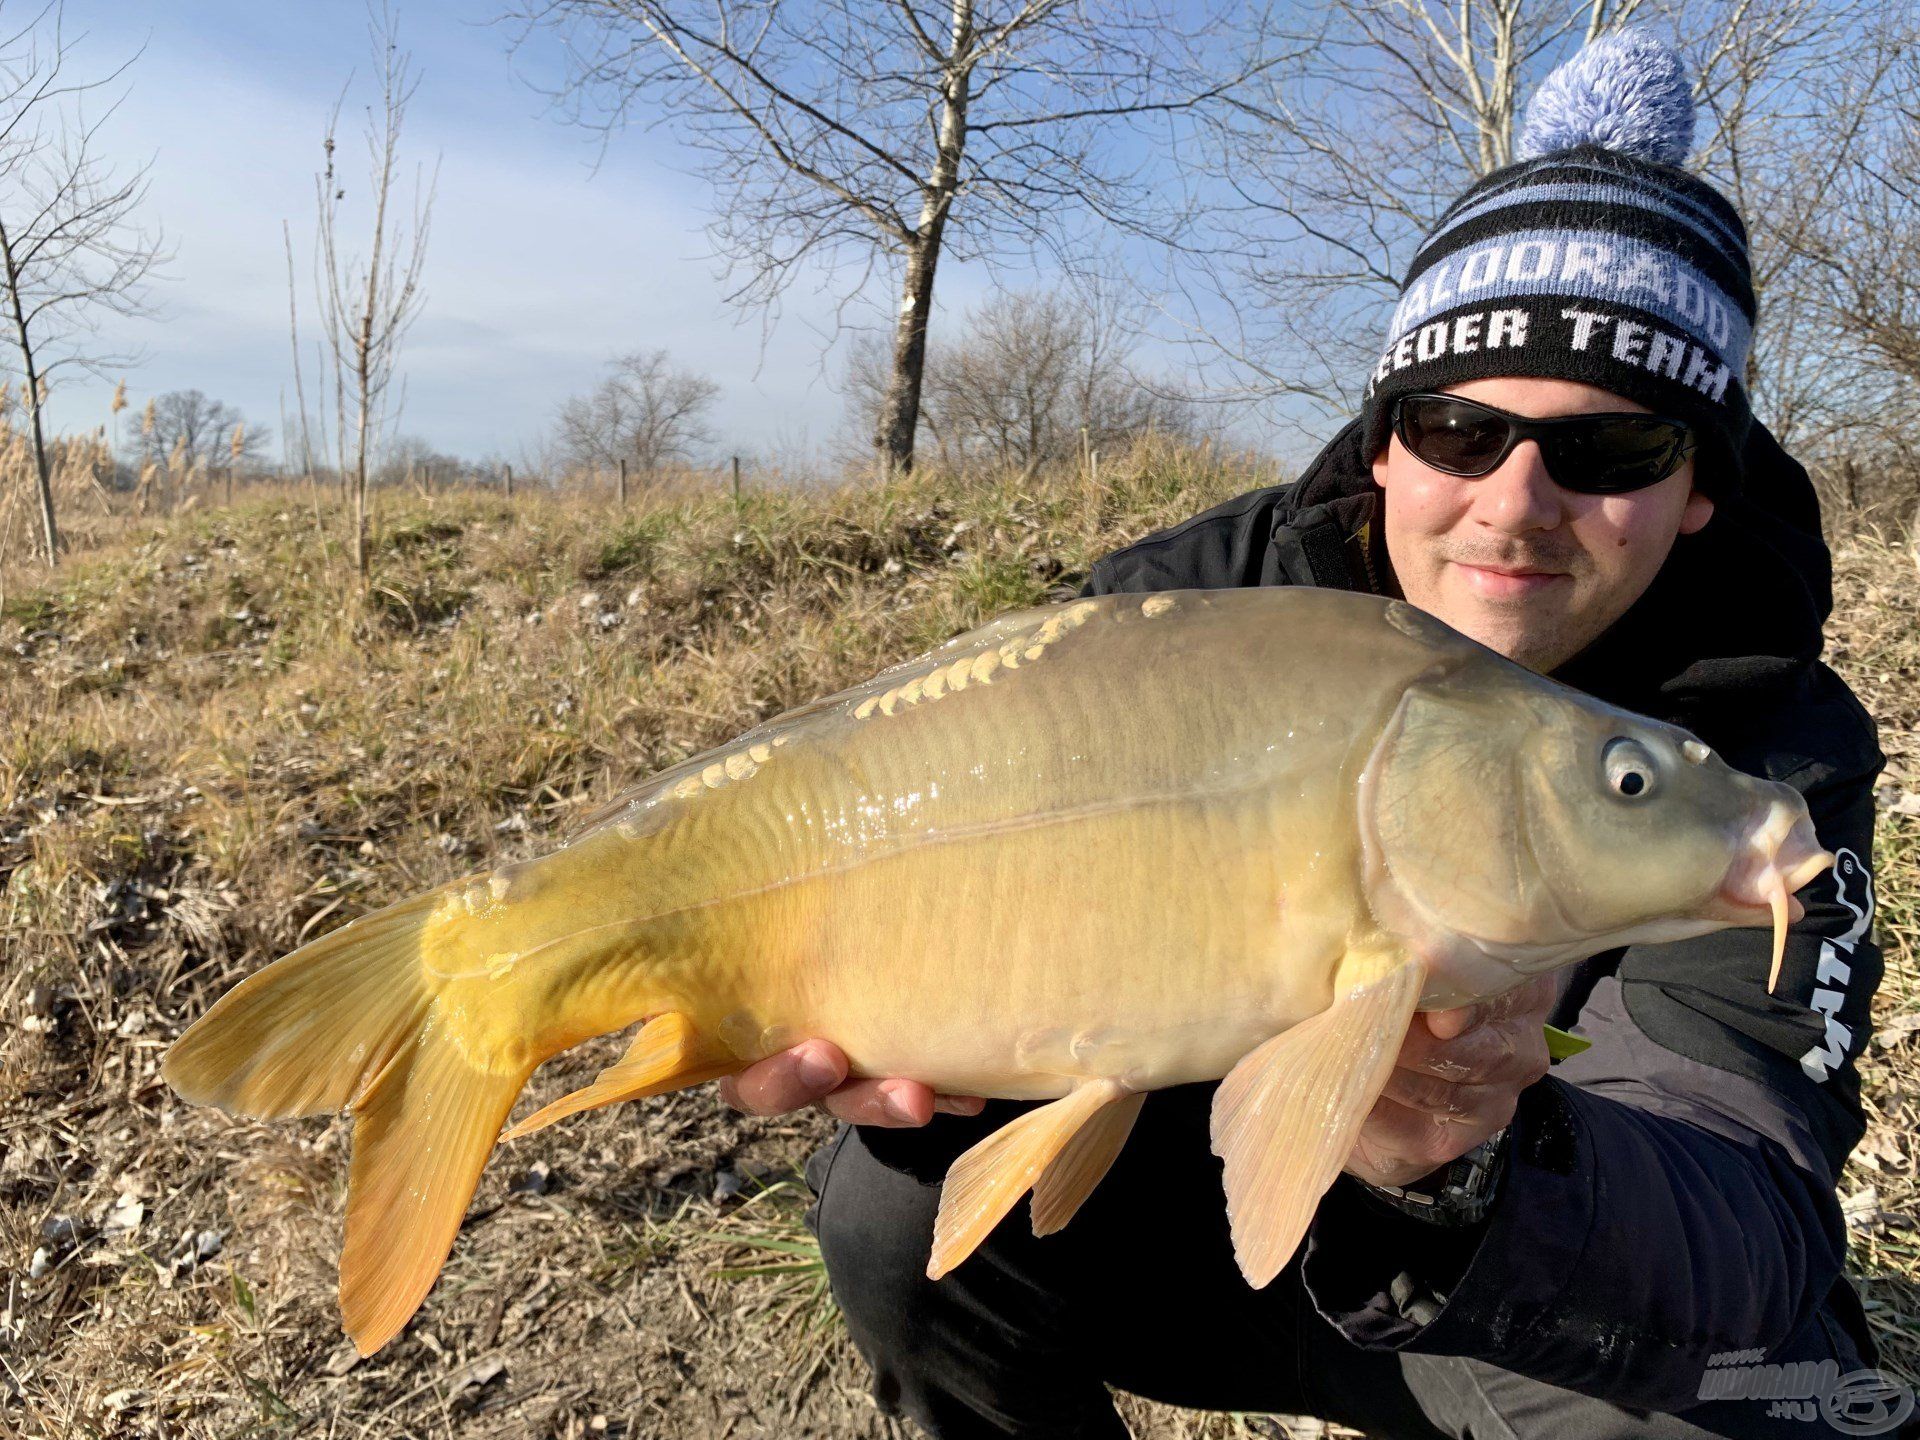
[224,466,233,507]
[731,454,741,506]
[618,456,628,507]
[505,462,514,499]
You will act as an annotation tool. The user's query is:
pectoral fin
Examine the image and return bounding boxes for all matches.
[928,1078,1129,1279]
[1210,955,1425,1287]
[1031,1089,1146,1237]
[503,1012,738,1140]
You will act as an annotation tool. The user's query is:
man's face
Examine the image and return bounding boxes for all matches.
[1372,376,1715,673]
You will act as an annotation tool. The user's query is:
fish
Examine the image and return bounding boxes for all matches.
[162,587,1832,1356]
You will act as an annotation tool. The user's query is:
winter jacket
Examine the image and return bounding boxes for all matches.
[1077,415,1887,1412]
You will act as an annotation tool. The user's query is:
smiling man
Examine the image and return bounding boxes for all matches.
[1375,377,1716,674]
[723,31,1894,1440]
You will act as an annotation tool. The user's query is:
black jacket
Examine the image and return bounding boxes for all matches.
[1079,416,1887,1411]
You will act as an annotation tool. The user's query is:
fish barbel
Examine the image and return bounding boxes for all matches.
[164,588,1831,1355]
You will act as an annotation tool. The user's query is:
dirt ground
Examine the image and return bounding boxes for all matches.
[3,461,1915,1437]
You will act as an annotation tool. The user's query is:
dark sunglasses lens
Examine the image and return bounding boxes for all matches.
[1397,396,1510,473]
[1551,416,1690,493]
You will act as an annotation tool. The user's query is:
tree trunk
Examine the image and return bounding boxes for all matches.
[21,365,56,566]
[0,216,58,565]
[873,0,973,475]
[353,433,368,580]
[876,234,943,475]
[353,333,372,581]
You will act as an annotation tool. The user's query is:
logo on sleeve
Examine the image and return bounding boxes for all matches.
[1800,850,1874,1084]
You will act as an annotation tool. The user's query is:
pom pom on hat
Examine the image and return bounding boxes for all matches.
[1517,28,1695,167]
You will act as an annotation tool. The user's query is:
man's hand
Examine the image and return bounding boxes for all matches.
[722,977,1557,1146]
[718,1040,987,1127]
[1343,973,1561,1190]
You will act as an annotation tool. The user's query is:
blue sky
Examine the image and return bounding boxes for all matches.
[25,5,1810,476]
[42,0,1043,469]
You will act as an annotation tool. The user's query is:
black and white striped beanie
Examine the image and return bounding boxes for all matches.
[1359,29,1756,490]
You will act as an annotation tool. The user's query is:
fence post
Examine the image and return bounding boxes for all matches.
[505,462,514,500]
[732,454,741,506]
[619,456,628,507]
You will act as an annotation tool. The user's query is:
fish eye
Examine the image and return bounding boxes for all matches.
[1603,738,1657,800]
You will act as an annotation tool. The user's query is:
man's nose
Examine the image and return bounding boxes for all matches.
[1473,440,1564,531]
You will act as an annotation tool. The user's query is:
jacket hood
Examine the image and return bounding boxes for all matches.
[1283,415,1834,726]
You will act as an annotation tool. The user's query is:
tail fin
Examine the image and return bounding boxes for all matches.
[163,881,533,1356]
[338,1025,528,1354]
[164,882,459,1117]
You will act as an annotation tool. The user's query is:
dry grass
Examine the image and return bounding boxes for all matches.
[0,443,1912,1438]
[0,422,121,573]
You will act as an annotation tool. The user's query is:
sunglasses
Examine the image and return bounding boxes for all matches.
[1390,393,1696,495]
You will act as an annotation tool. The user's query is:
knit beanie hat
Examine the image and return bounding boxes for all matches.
[1358,29,1756,491]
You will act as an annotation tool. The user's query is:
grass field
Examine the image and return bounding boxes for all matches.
[2,447,1914,1437]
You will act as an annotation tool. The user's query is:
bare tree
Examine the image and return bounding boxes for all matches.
[931,292,1085,472]
[1756,8,1920,521]
[1772,14,1920,406]
[940,289,1190,471]
[0,2,164,564]
[1178,0,1906,447]
[375,433,466,488]
[513,0,1270,475]
[555,348,719,479]
[843,285,1190,472]
[1667,0,1917,456]
[316,3,436,580]
[145,389,269,471]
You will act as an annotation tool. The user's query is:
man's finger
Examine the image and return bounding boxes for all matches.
[1378,1070,1518,1129]
[1401,1016,1550,1086]
[719,1040,849,1116]
[822,1077,937,1127]
[1399,1018,1515,1080]
[1380,1067,1474,1117]
[1417,974,1564,1051]
[1348,1096,1500,1186]
[1423,1004,1484,1043]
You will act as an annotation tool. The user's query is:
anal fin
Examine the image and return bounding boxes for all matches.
[503,1012,738,1141]
[1210,955,1425,1288]
[928,1078,1129,1279]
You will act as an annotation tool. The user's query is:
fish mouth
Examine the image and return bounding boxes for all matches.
[1707,797,1834,994]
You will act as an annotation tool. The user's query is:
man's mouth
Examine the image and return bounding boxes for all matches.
[1452,561,1570,599]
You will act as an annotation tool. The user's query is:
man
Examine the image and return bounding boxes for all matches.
[724,33,1892,1439]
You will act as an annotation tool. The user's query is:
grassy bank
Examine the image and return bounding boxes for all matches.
[2,446,1914,1437]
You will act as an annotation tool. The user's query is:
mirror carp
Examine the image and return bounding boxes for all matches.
[164,588,1830,1355]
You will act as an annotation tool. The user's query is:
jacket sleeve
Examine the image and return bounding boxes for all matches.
[1077,483,1297,598]
[1298,748,1886,1412]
